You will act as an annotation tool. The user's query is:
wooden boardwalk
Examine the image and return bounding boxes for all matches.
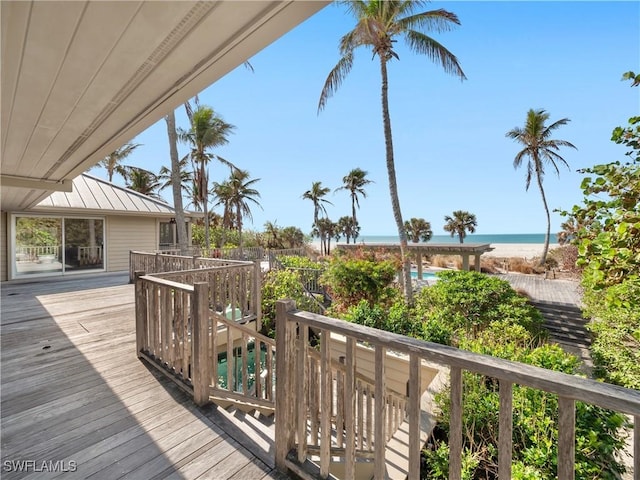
[1,273,284,480]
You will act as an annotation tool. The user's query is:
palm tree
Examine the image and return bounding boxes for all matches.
[404,217,432,243]
[506,109,577,265]
[162,112,190,254]
[125,167,162,200]
[302,181,333,227]
[319,0,466,301]
[315,217,336,255]
[96,142,141,182]
[179,105,235,248]
[335,168,373,224]
[337,215,361,244]
[444,210,477,243]
[214,169,261,253]
[557,217,581,246]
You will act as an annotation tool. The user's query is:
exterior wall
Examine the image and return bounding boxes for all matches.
[1,211,7,282]
[106,215,158,272]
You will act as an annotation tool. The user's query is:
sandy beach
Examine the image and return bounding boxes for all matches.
[311,240,559,260]
[483,243,559,260]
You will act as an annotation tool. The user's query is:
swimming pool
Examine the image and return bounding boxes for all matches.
[410,271,438,280]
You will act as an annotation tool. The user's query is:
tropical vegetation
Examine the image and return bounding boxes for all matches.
[506,109,577,265]
[443,210,477,243]
[179,105,236,248]
[335,167,372,225]
[96,142,141,182]
[318,0,466,302]
[559,73,640,390]
[404,217,433,243]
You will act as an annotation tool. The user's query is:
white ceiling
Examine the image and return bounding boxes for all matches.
[1,0,328,211]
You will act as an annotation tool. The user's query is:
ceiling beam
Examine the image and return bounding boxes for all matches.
[0,175,73,192]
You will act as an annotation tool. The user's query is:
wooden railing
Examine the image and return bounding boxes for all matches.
[129,251,257,283]
[16,245,60,261]
[77,246,103,265]
[274,300,640,480]
[134,258,273,412]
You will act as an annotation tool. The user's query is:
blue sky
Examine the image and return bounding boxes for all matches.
[91,1,640,236]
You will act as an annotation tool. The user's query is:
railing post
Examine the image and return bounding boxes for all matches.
[254,260,262,332]
[275,299,297,472]
[192,282,210,406]
[557,396,575,480]
[155,252,160,273]
[408,353,422,480]
[498,380,513,479]
[134,271,147,358]
[449,366,463,480]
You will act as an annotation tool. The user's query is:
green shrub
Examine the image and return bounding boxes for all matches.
[260,269,318,337]
[413,271,545,342]
[321,253,398,312]
[430,342,629,479]
[583,278,640,389]
[277,255,323,269]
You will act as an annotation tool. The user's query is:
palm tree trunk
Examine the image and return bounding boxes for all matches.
[380,57,412,303]
[352,196,357,225]
[201,163,210,249]
[165,111,189,255]
[536,172,551,266]
[237,204,243,255]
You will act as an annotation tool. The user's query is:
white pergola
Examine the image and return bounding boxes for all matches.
[1,1,328,212]
[336,243,495,274]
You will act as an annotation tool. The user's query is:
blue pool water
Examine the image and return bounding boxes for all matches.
[411,271,438,280]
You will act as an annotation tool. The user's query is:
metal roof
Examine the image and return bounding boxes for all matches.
[33,173,179,216]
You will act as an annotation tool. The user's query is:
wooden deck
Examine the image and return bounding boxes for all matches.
[1,273,284,480]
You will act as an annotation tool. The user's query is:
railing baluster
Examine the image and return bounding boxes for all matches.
[374,345,386,479]
[499,380,513,479]
[275,300,296,471]
[557,396,575,480]
[634,415,639,480]
[241,333,248,394]
[408,354,422,480]
[320,328,332,477]
[366,383,373,451]
[192,282,210,406]
[297,324,309,463]
[357,380,364,451]
[345,337,356,480]
[449,366,463,480]
[226,320,233,392]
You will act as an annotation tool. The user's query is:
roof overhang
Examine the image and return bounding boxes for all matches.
[1,0,328,212]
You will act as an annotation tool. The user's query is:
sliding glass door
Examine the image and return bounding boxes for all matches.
[12,215,105,278]
[15,217,63,276]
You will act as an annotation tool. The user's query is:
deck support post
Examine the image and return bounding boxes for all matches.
[192,282,210,406]
[275,299,297,472]
[134,271,147,357]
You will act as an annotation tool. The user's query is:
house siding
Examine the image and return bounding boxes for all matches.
[106,216,157,272]
[1,211,7,282]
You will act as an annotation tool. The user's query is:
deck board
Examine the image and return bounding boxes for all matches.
[1,273,282,479]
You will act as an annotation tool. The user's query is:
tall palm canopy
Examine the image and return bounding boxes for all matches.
[97,142,141,182]
[125,167,162,200]
[404,217,432,243]
[506,109,577,265]
[178,106,235,248]
[336,168,373,224]
[444,210,477,243]
[318,0,465,302]
[302,181,333,227]
[214,169,261,252]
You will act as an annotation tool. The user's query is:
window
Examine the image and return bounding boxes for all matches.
[12,215,105,278]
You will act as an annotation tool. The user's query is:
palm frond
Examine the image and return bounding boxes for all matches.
[404,30,466,79]
[318,52,354,113]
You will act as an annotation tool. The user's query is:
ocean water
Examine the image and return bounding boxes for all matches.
[352,233,557,244]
